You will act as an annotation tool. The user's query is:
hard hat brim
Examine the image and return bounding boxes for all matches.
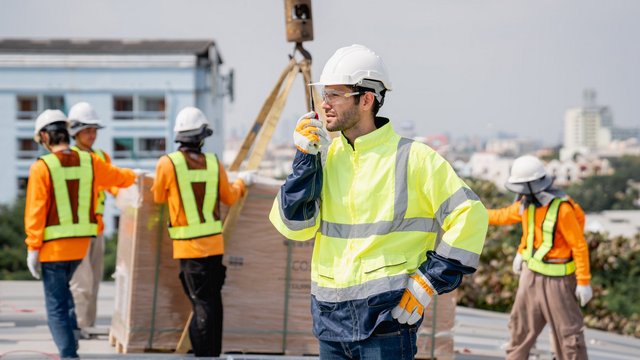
[69,123,104,136]
[505,175,553,195]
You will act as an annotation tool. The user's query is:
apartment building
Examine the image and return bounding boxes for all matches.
[0,39,230,234]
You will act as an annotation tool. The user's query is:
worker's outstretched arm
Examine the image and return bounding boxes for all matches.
[269,150,322,241]
[92,153,136,190]
[218,160,246,205]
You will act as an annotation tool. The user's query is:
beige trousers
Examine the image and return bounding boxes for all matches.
[506,266,588,360]
[70,234,105,329]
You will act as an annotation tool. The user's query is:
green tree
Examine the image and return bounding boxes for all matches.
[0,197,31,280]
[566,155,640,212]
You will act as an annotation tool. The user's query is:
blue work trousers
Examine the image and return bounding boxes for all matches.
[42,260,81,359]
[319,326,417,360]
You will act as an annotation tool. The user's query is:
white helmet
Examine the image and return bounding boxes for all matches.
[34,109,68,143]
[505,155,553,194]
[68,102,103,136]
[313,44,392,99]
[174,106,211,133]
[173,106,214,143]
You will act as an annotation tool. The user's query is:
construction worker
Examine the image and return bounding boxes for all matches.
[152,106,254,357]
[25,109,136,358]
[66,101,120,338]
[269,44,488,359]
[487,155,592,360]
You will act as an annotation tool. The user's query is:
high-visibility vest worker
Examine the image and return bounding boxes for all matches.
[487,154,591,360]
[152,106,254,357]
[25,108,136,359]
[39,148,97,241]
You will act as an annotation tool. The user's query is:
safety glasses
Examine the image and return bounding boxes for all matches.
[321,88,361,104]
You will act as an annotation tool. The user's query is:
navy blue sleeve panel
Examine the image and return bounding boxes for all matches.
[279,150,323,221]
[419,250,476,295]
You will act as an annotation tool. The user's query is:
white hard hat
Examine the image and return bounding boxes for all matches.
[174,106,211,133]
[68,102,103,136]
[34,109,68,143]
[313,44,392,96]
[505,155,553,194]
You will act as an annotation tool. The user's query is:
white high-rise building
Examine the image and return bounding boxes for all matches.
[560,89,612,160]
[0,39,230,234]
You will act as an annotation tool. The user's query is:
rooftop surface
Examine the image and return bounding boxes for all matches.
[0,39,215,55]
[1,281,638,359]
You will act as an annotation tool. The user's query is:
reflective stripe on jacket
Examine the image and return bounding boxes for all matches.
[167,151,222,239]
[40,149,98,241]
[487,197,590,285]
[522,198,576,276]
[270,118,488,341]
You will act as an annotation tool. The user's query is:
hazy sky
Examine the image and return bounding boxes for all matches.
[1,0,639,145]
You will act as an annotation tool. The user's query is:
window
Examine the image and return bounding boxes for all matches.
[138,138,166,158]
[113,95,165,120]
[113,137,166,159]
[139,96,165,120]
[17,177,29,195]
[113,137,134,159]
[16,94,65,121]
[17,138,39,159]
[113,96,134,120]
[17,96,38,120]
[43,95,64,110]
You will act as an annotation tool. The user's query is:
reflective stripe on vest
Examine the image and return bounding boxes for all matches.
[522,198,576,276]
[167,151,221,240]
[72,146,107,214]
[40,149,98,241]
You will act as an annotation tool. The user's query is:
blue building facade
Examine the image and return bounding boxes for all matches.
[0,39,230,234]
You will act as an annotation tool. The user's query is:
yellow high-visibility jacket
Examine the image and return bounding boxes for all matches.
[270,118,488,341]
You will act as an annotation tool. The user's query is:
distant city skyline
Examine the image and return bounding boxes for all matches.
[1,0,638,145]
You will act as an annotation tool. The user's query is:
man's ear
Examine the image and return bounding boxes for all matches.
[360,92,376,112]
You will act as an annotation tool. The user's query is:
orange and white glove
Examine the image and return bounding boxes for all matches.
[293,111,330,155]
[391,272,436,325]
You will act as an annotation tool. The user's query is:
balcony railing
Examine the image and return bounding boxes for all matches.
[113,111,166,121]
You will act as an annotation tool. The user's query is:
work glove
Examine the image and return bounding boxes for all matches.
[238,170,256,187]
[27,250,41,280]
[116,184,141,210]
[293,111,330,155]
[512,253,523,274]
[132,168,147,177]
[575,285,593,307]
[391,272,436,325]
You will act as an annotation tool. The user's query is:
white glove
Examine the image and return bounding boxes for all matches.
[293,111,330,155]
[132,168,147,176]
[238,170,256,187]
[27,250,41,280]
[575,285,593,307]
[512,253,523,274]
[391,273,435,325]
[116,184,141,210]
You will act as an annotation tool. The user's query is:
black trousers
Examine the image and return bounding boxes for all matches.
[179,255,226,357]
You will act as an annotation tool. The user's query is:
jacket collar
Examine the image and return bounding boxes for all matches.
[339,117,395,152]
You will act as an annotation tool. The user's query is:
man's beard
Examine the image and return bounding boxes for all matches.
[326,105,359,132]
